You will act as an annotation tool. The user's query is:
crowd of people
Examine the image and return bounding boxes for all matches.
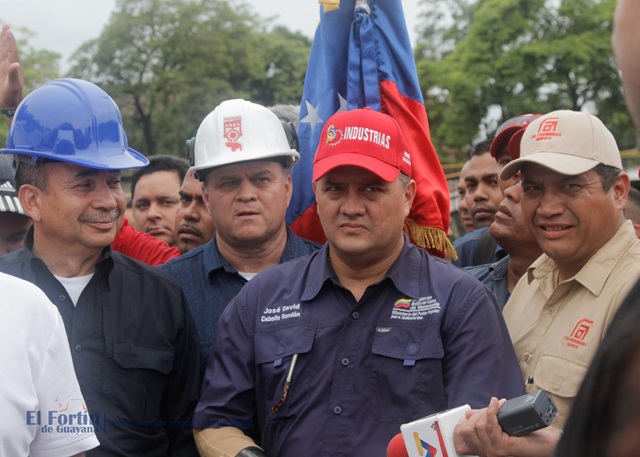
[2,0,640,455]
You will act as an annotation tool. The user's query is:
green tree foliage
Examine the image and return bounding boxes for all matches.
[67,0,310,157]
[415,0,631,161]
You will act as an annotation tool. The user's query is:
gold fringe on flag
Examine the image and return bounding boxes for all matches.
[404,220,457,261]
[319,0,341,12]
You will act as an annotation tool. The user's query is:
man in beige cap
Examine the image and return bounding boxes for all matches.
[454,109,640,457]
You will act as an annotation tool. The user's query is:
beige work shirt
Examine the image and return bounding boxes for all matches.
[504,221,640,428]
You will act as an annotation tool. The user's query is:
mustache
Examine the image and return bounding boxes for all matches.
[78,210,121,223]
[179,223,203,237]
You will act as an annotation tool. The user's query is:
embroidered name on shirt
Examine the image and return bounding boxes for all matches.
[563,318,593,349]
[261,303,302,323]
[391,296,441,321]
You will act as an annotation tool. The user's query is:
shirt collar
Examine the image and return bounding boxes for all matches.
[202,235,236,275]
[203,227,316,276]
[489,255,510,279]
[300,235,422,301]
[22,226,114,285]
[527,221,639,295]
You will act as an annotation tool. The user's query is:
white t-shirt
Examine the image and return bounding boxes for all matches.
[0,272,100,456]
[238,271,258,281]
[54,273,93,306]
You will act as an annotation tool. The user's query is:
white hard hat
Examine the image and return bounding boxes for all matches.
[191,99,299,178]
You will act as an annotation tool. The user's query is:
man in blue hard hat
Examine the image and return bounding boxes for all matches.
[0,78,201,456]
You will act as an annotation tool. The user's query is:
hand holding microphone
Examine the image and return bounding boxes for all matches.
[393,391,558,457]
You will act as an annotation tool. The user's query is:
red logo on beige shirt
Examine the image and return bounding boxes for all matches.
[563,318,593,349]
[530,117,561,143]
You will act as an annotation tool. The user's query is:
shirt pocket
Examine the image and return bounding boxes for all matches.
[534,354,588,427]
[113,342,175,374]
[255,325,315,418]
[367,325,445,422]
[108,341,175,420]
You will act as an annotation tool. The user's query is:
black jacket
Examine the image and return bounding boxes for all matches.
[0,230,201,456]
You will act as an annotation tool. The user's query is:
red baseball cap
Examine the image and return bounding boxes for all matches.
[490,114,543,159]
[312,108,412,182]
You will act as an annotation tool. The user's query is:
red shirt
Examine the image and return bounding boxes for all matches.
[112,218,179,266]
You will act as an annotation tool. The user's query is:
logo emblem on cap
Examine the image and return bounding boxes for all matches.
[531,117,561,143]
[539,117,559,133]
[325,125,343,146]
[223,116,243,152]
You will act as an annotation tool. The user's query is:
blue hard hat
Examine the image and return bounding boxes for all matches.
[2,78,149,170]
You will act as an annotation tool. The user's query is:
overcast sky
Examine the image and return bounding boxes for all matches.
[1,0,424,72]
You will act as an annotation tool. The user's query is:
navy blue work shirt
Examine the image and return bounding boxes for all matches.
[0,229,201,457]
[159,227,319,366]
[452,226,505,268]
[194,237,525,457]
[464,255,510,310]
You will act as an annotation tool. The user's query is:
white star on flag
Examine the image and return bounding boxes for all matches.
[300,100,324,131]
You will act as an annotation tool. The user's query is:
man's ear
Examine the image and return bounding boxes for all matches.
[613,173,631,211]
[201,182,213,215]
[19,184,44,223]
[284,171,293,207]
[403,179,417,219]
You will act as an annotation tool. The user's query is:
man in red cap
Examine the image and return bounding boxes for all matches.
[193,108,524,457]
[453,115,540,269]
[463,114,543,309]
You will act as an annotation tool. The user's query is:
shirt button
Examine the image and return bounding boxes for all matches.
[523,353,530,362]
[75,345,82,352]
[352,311,360,319]
[59,295,66,301]
[333,406,342,415]
[341,358,350,366]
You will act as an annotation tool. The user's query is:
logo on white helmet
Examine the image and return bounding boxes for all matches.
[223,116,243,152]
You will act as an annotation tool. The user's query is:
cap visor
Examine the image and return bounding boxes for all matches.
[507,129,526,160]
[1,147,150,170]
[500,152,600,180]
[313,152,400,182]
[490,126,519,158]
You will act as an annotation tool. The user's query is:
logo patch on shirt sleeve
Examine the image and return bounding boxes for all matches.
[391,297,441,321]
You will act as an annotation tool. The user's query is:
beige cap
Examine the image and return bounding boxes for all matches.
[500,110,622,180]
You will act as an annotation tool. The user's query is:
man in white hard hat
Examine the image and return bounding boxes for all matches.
[159,99,319,366]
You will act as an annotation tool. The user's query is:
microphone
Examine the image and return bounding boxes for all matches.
[387,432,409,457]
[397,405,471,457]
